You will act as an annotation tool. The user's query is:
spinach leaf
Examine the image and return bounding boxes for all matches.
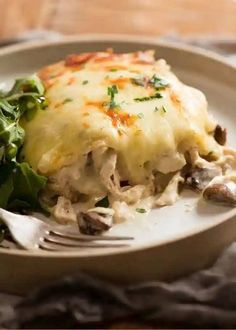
[0,162,46,210]
[7,74,44,96]
[0,224,7,243]
[0,74,47,211]
[0,163,14,208]
[95,196,109,208]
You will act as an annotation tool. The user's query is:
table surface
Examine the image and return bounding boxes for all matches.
[0,0,236,40]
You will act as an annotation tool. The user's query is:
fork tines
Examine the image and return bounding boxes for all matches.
[39,229,133,251]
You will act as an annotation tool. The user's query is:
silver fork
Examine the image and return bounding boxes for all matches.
[0,208,133,251]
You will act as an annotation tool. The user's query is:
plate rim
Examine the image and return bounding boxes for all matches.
[0,34,236,258]
[0,33,235,70]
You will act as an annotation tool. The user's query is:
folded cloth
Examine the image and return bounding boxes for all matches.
[1,242,236,329]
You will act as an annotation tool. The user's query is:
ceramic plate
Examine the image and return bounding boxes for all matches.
[0,35,236,294]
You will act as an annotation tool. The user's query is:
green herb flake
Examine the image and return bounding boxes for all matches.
[149,74,169,90]
[154,107,159,112]
[82,80,89,85]
[136,208,147,214]
[162,106,167,113]
[137,113,144,119]
[107,85,119,109]
[62,97,73,104]
[134,93,163,102]
[109,68,118,72]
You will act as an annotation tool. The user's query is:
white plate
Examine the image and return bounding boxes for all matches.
[0,35,236,294]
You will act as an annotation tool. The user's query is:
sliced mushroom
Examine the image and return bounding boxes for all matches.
[78,207,114,235]
[184,165,222,191]
[203,176,236,206]
[214,124,227,146]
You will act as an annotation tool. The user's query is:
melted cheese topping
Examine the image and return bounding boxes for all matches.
[21,50,220,187]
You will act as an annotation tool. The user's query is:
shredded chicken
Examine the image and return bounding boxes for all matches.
[52,196,77,224]
[87,207,114,216]
[155,172,184,206]
[112,201,135,223]
[92,143,108,172]
[189,148,219,170]
[100,150,120,194]
[99,149,145,203]
[48,159,83,201]
[46,143,236,228]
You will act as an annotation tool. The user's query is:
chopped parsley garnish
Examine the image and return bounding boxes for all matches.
[162,106,167,113]
[82,80,89,85]
[62,97,73,104]
[107,85,119,109]
[154,106,167,113]
[136,208,147,213]
[134,93,162,102]
[149,74,169,90]
[132,74,169,103]
[109,68,118,72]
[137,113,144,119]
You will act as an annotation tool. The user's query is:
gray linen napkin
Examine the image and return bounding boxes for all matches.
[1,242,236,328]
[0,32,236,329]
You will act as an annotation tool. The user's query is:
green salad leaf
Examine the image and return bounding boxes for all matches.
[0,75,47,211]
[95,196,109,208]
[0,224,7,244]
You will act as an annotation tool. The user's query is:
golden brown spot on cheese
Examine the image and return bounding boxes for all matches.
[170,90,182,106]
[39,63,66,82]
[38,62,67,90]
[106,109,137,128]
[54,102,62,109]
[106,65,127,71]
[82,123,90,129]
[65,53,95,67]
[86,101,104,110]
[132,60,154,65]
[85,101,137,128]
[66,76,76,86]
[93,54,115,62]
[82,112,90,117]
[109,77,130,89]
[43,80,54,90]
